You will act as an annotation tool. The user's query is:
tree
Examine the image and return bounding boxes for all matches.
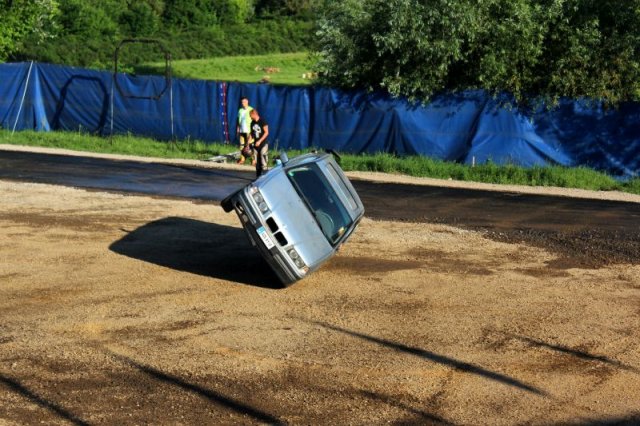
[162,0,255,27]
[162,0,219,28]
[314,0,479,99]
[56,0,121,37]
[255,0,318,18]
[120,1,162,37]
[0,0,59,61]
[465,0,561,97]
[314,0,640,103]
[535,0,640,103]
[9,0,314,67]
[217,0,255,24]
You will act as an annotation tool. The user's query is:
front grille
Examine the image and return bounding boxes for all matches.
[266,217,287,246]
[266,217,278,233]
[273,232,288,246]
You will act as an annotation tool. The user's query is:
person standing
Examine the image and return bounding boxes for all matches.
[236,97,253,164]
[249,109,269,178]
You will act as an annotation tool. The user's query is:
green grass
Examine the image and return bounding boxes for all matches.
[0,129,238,160]
[338,153,635,193]
[135,52,315,85]
[2,129,639,195]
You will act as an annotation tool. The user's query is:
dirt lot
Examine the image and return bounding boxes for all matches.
[1,179,639,425]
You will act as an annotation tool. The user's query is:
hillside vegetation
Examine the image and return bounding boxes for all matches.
[3,0,639,102]
[6,0,315,70]
[136,52,314,85]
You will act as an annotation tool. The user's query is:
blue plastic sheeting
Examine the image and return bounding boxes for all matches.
[0,62,34,131]
[0,62,225,141]
[1,62,639,177]
[227,83,310,150]
[534,100,640,177]
[307,89,574,168]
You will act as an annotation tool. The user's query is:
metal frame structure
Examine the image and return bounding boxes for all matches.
[110,39,174,139]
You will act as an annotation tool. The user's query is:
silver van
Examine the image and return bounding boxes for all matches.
[221,152,365,285]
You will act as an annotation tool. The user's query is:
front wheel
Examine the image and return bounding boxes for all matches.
[221,193,236,212]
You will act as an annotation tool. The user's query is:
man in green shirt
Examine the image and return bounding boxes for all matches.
[236,96,253,164]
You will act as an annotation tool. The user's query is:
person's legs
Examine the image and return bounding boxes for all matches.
[238,133,248,164]
[256,143,269,177]
[251,145,258,168]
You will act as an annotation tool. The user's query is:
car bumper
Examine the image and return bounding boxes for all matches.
[230,194,305,286]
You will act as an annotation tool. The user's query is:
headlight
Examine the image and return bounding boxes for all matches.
[251,189,269,213]
[288,248,306,269]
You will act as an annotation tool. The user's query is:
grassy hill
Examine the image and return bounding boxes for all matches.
[135,52,315,86]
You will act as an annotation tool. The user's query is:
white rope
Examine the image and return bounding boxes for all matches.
[169,80,175,140]
[12,61,34,134]
[109,74,115,138]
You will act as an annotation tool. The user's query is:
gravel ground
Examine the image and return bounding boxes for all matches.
[1,180,639,425]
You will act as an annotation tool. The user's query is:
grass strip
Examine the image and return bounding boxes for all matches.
[135,52,314,86]
[1,129,638,195]
[0,130,238,159]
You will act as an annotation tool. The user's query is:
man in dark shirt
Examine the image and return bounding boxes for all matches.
[249,109,269,178]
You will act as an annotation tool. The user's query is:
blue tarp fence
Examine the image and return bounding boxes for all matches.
[1,61,639,177]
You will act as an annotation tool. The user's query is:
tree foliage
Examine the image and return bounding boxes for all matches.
[256,0,319,18]
[0,0,59,61]
[314,0,640,103]
[9,0,313,68]
[8,0,635,103]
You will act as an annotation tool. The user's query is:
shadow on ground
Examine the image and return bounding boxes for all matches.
[507,334,639,373]
[307,320,548,397]
[109,217,282,289]
[0,374,89,425]
[565,414,640,426]
[357,389,454,425]
[107,351,283,424]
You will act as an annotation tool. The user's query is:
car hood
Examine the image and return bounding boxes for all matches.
[259,170,334,269]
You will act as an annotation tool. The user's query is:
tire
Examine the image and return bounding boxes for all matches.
[221,194,235,212]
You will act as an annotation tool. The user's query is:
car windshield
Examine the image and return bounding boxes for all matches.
[286,163,353,245]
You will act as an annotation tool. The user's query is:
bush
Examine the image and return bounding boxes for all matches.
[315,0,640,104]
[14,18,312,69]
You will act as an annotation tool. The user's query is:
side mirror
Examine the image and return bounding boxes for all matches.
[279,152,289,165]
[325,149,342,164]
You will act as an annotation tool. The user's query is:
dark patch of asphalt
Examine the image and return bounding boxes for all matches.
[1,149,639,268]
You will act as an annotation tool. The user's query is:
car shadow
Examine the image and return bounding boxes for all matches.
[109,217,282,289]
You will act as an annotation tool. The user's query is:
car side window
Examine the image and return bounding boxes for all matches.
[287,165,352,244]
